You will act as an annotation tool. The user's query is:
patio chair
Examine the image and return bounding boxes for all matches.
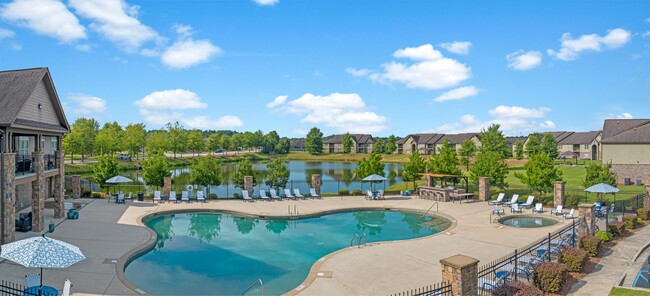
[521,196,535,208]
[377,190,385,199]
[366,189,374,200]
[169,191,177,203]
[242,190,253,202]
[310,188,320,198]
[564,208,577,219]
[532,203,544,213]
[15,212,32,232]
[479,271,509,293]
[126,192,132,202]
[116,193,125,204]
[196,191,206,203]
[633,270,650,287]
[503,194,519,207]
[259,190,271,201]
[153,191,161,203]
[181,191,190,203]
[284,189,296,200]
[511,203,523,213]
[293,188,305,199]
[488,193,505,205]
[552,205,564,216]
[25,274,40,288]
[61,279,73,296]
[492,205,505,215]
[269,189,282,200]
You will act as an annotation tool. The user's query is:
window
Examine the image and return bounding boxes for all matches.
[584,144,589,149]
[19,136,29,157]
[41,137,45,151]
[51,137,58,154]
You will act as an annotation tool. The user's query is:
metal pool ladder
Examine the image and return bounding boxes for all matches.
[350,233,366,248]
[421,202,439,218]
[241,279,264,295]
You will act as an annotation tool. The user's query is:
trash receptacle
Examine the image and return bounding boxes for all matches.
[138,192,144,201]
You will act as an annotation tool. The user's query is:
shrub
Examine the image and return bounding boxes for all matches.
[81,188,92,198]
[338,189,350,196]
[565,194,581,208]
[208,193,218,199]
[233,193,241,199]
[533,262,567,293]
[351,189,363,195]
[623,215,638,229]
[493,281,543,296]
[594,231,612,242]
[608,222,623,237]
[639,218,645,225]
[91,192,102,198]
[558,247,588,272]
[579,235,602,257]
[637,208,650,220]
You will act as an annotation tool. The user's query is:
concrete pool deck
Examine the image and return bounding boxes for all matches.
[0,196,570,295]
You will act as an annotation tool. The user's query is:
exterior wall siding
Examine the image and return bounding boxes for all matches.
[16,80,61,126]
[611,164,650,185]
[602,144,650,165]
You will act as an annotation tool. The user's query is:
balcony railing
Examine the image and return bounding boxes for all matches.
[15,154,34,175]
[45,153,59,170]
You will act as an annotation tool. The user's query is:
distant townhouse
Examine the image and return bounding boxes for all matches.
[323,134,375,153]
[396,133,480,155]
[289,139,305,151]
[522,131,601,160]
[506,136,527,157]
[601,119,650,185]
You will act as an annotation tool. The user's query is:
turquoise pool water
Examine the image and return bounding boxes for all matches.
[124,210,451,295]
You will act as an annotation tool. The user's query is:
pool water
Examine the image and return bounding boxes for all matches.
[125,210,451,295]
[499,216,559,228]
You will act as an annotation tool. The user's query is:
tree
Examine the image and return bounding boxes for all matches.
[66,118,99,162]
[305,127,323,154]
[252,130,265,151]
[354,152,384,178]
[541,133,559,160]
[265,159,290,190]
[275,137,290,154]
[166,121,187,158]
[342,133,353,154]
[459,139,477,171]
[469,150,509,187]
[207,133,221,155]
[262,131,280,154]
[479,124,510,159]
[187,130,206,156]
[141,153,171,188]
[515,152,563,197]
[146,130,169,154]
[219,134,231,151]
[372,138,384,154]
[427,140,461,175]
[402,151,426,190]
[233,158,256,189]
[189,157,221,194]
[230,133,244,153]
[62,132,80,164]
[123,123,146,160]
[93,153,118,185]
[384,135,398,154]
[525,134,542,157]
[583,161,617,188]
[514,141,524,160]
[95,122,123,155]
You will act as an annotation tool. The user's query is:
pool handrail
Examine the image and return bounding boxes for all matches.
[241,278,264,296]
[421,202,439,218]
[350,233,358,247]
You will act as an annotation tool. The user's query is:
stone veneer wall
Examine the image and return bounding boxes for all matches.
[1,153,16,244]
[31,151,45,232]
[611,164,650,185]
[478,177,489,201]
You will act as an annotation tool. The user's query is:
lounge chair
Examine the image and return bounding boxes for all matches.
[284,189,296,200]
[521,196,535,208]
[153,191,161,203]
[511,203,523,213]
[293,188,305,199]
[552,205,564,216]
[564,208,577,219]
[377,190,385,199]
[181,191,190,203]
[61,279,72,296]
[488,193,505,205]
[479,271,509,293]
[532,203,544,213]
[503,194,519,206]
[196,191,206,203]
[242,190,253,202]
[270,189,282,200]
[492,205,505,215]
[310,188,320,198]
[125,192,132,202]
[366,190,374,200]
[169,191,177,203]
[259,190,271,201]
[25,273,40,288]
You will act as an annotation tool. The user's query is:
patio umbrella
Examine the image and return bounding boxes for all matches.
[105,175,133,194]
[1,235,85,294]
[585,183,619,203]
[560,151,578,164]
[362,174,388,192]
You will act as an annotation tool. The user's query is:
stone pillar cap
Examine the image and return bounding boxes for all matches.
[578,203,596,208]
[555,180,566,184]
[440,254,479,268]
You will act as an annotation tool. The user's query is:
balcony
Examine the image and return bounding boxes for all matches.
[15,153,60,177]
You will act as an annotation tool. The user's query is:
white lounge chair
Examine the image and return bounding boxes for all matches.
[533,203,544,213]
[196,191,206,203]
[552,205,564,216]
[521,196,535,208]
[293,188,305,199]
[492,205,505,215]
[504,194,519,206]
[259,190,271,201]
[269,189,282,200]
[564,208,577,219]
[61,279,72,296]
[310,188,320,198]
[366,189,374,200]
[181,191,190,203]
[284,189,296,199]
[25,274,40,288]
[126,192,132,202]
[153,191,161,203]
[511,203,523,213]
[377,190,385,199]
[488,193,505,205]
[242,190,253,202]
[169,191,177,203]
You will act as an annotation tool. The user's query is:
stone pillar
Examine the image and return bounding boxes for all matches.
[440,254,479,296]
[1,153,17,245]
[311,174,321,195]
[244,176,253,196]
[644,185,650,208]
[163,177,172,197]
[554,181,566,207]
[426,175,433,187]
[71,175,81,199]
[31,151,45,232]
[478,177,489,202]
[53,150,65,218]
[578,204,596,237]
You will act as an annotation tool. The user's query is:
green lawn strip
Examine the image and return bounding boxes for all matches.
[610,287,650,296]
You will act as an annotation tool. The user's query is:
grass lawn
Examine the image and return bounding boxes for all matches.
[610,287,650,296]
[278,151,409,163]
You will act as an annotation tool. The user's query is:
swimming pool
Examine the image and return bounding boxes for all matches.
[499,216,559,228]
[124,210,451,295]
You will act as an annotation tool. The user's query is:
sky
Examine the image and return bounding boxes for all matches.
[0,0,649,137]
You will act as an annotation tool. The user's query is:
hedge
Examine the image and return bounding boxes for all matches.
[338,189,350,196]
[533,262,567,293]
[623,215,638,230]
[595,231,612,242]
[638,208,650,220]
[351,189,363,195]
[493,281,543,296]
[608,221,626,237]
[579,235,602,257]
[558,247,588,272]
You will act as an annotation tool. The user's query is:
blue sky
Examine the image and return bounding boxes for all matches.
[0,0,648,137]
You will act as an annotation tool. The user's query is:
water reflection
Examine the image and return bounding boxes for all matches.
[233,216,258,234]
[353,211,387,236]
[187,213,221,243]
[265,220,289,234]
[152,215,174,249]
[400,213,424,235]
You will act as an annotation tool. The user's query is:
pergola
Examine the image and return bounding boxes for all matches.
[419,173,469,192]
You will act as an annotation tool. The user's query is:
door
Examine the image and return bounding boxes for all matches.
[591,145,597,160]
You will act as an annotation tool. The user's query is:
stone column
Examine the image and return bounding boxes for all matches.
[31,151,45,232]
[440,254,479,296]
[71,175,81,199]
[644,185,650,208]
[311,174,321,195]
[53,150,65,218]
[578,203,596,237]
[554,181,566,207]
[244,176,253,196]
[478,177,489,202]
[163,177,172,197]
[1,153,16,245]
[426,175,432,187]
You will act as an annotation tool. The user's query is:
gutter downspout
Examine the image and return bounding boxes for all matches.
[1,129,5,245]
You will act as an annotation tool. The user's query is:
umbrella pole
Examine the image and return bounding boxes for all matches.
[40,267,43,296]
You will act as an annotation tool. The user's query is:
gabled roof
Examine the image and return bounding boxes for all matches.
[440,133,478,144]
[324,134,376,144]
[557,131,601,145]
[601,119,650,144]
[397,133,443,145]
[506,136,526,146]
[289,139,305,148]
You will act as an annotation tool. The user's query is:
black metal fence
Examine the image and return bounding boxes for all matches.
[389,281,453,296]
[0,280,57,296]
[477,220,578,295]
[15,154,33,175]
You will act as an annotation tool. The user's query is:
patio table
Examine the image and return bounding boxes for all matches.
[24,285,58,296]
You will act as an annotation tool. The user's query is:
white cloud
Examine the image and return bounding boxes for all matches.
[184,115,244,130]
[268,93,389,133]
[506,50,543,70]
[69,0,160,51]
[438,41,472,55]
[547,28,631,61]
[135,89,208,110]
[75,44,92,52]
[139,109,183,125]
[253,0,279,6]
[161,39,221,69]
[436,105,555,134]
[606,112,634,119]
[346,67,372,77]
[0,0,86,43]
[0,28,15,41]
[393,44,444,60]
[433,86,480,102]
[68,94,107,115]
[266,95,288,108]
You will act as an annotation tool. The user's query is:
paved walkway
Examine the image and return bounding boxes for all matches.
[568,224,650,295]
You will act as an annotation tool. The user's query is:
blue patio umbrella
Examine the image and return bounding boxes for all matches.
[105,175,133,194]
[585,183,619,203]
[362,174,388,192]
[1,235,85,294]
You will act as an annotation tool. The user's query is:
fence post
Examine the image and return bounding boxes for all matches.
[440,254,479,296]
[547,233,551,261]
[572,220,576,247]
[514,249,518,281]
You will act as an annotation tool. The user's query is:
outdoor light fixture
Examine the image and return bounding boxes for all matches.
[37,103,42,109]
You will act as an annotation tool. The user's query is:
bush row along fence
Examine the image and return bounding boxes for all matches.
[388,281,453,296]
